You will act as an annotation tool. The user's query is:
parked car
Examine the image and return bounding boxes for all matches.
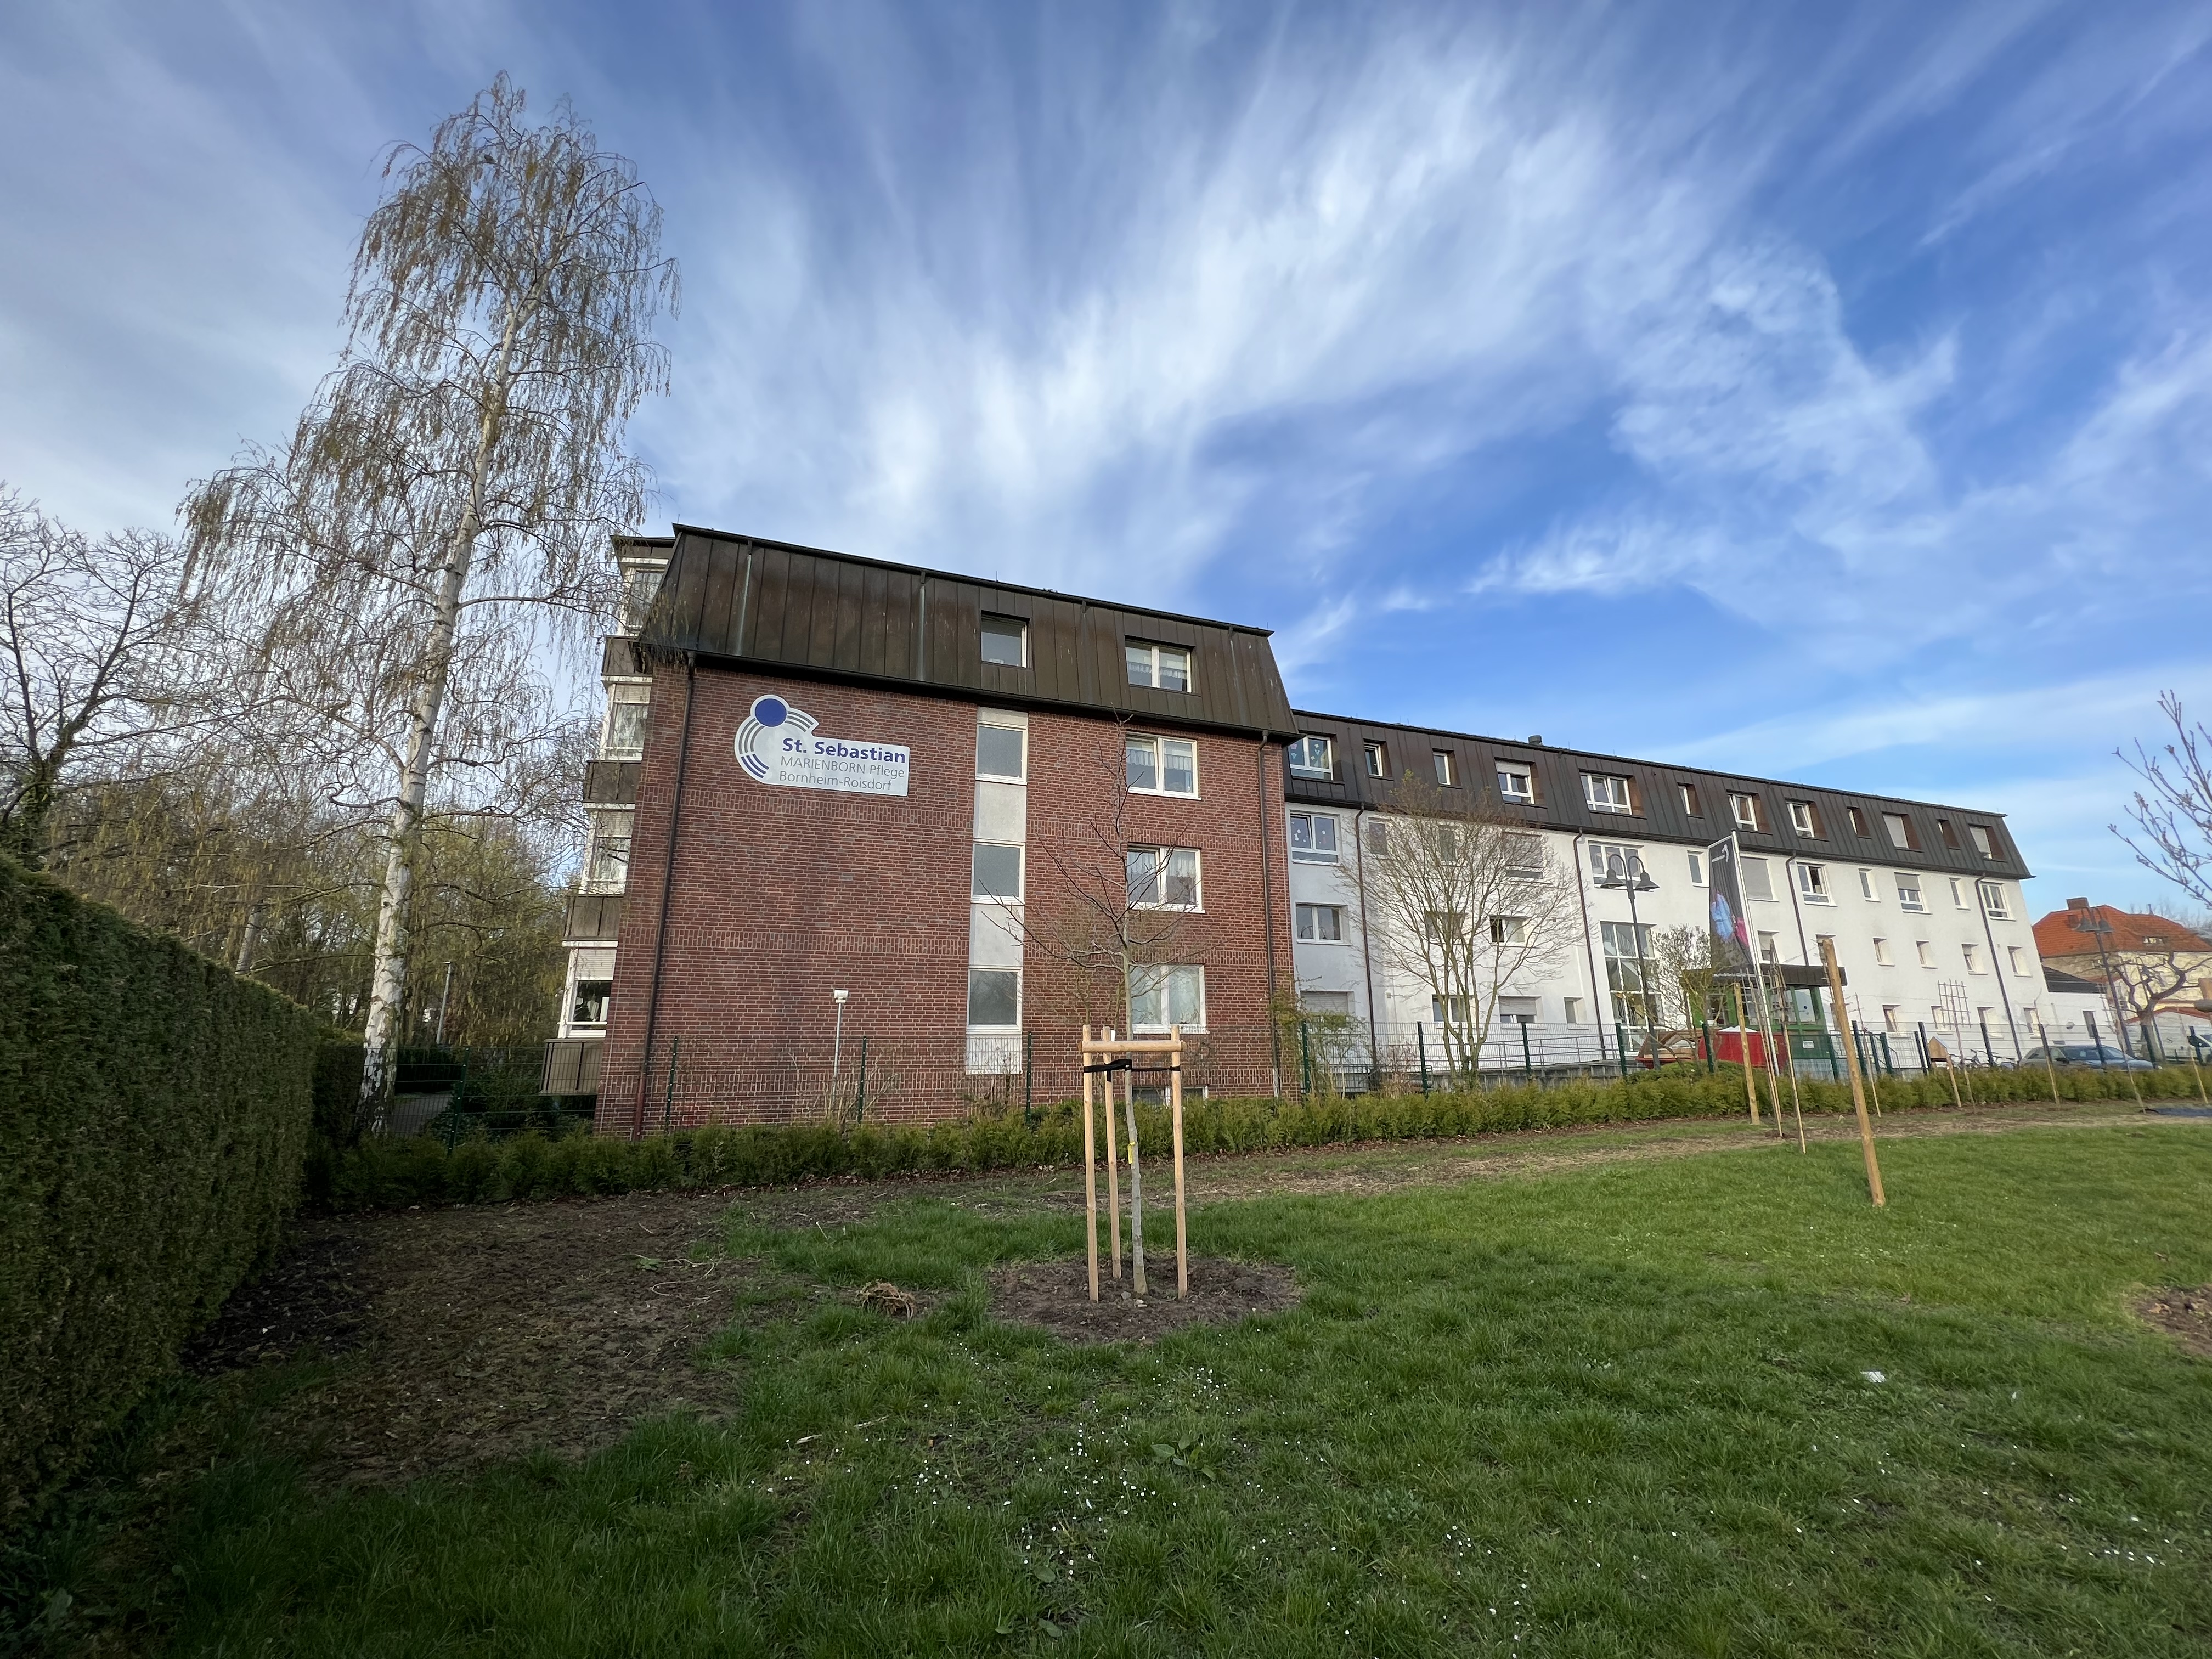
[2019,1043,2155,1072]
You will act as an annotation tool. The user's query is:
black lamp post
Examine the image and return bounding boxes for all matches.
[1597,850,1660,1033]
[2068,907,2132,1058]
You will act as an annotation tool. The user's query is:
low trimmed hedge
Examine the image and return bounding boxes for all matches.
[0,858,323,1523]
[314,1060,2195,1212]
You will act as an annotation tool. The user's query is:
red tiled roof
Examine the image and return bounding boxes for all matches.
[2032,904,2212,960]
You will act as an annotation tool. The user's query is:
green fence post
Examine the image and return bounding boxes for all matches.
[1299,1018,1313,1096]
[662,1036,679,1136]
[1023,1030,1033,1120]
[856,1036,868,1124]
[1417,1023,1430,1095]
[1616,1023,1630,1081]
[1701,1019,1714,1075]
[1519,1018,1534,1082]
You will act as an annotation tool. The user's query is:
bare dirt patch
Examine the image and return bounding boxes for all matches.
[2133,1285,2212,1358]
[990,1255,1300,1344]
[195,1190,746,1486]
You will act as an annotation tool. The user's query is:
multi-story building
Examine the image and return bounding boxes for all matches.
[1280,714,2053,1074]
[545,527,2080,1124]
[2032,898,2212,1056]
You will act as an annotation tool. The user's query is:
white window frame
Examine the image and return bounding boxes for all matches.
[1872,938,1893,965]
[977,718,1026,782]
[1289,811,1340,865]
[980,613,1029,668]
[601,684,651,758]
[1430,994,1472,1027]
[1788,800,1817,837]
[972,842,1024,901]
[1896,874,1925,912]
[1364,742,1388,778]
[1740,856,1776,902]
[1588,840,1643,879]
[1128,845,1202,911]
[1963,944,1986,975]
[584,810,635,893]
[1125,640,1193,692]
[1678,782,1700,816]
[2008,946,2030,977]
[1916,941,1935,968]
[1286,735,1335,779]
[1498,766,1535,803]
[1730,793,1763,831]
[1503,833,1544,881]
[1129,963,1206,1031]
[1978,880,2010,918]
[1434,750,1457,787]
[1882,1005,1900,1032]
[1490,914,1528,945]
[1584,772,1633,814]
[1858,868,1877,901]
[967,967,1022,1030]
[1796,862,1832,904]
[1686,849,1706,885]
[1950,878,1970,910]
[1968,824,1995,859]
[1883,812,1915,850]
[1294,902,1345,943]
[1126,733,1199,797]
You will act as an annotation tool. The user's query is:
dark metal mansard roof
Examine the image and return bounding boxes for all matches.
[637,526,1299,741]
[1279,709,2034,882]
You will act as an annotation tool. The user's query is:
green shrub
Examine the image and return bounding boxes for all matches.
[312,1058,2192,1215]
[0,856,323,1523]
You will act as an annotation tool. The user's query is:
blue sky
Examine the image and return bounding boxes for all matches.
[4,1,2210,912]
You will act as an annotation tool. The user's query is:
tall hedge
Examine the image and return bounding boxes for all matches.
[317,1059,2196,1211]
[0,857,323,1523]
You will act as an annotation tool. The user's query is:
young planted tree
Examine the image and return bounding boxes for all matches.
[0,488,221,867]
[185,77,676,1120]
[1359,776,1579,1075]
[1649,923,1721,1030]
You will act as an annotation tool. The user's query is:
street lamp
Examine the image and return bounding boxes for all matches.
[832,988,849,1075]
[2067,908,2132,1058]
[1596,850,1660,1037]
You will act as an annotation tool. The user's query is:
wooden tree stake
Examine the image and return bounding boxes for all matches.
[1101,1030,1122,1280]
[1820,939,1885,1207]
[1170,1026,1188,1300]
[1081,1025,1099,1302]
[1733,984,1760,1124]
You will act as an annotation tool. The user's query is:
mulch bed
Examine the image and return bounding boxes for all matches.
[2134,1285,2212,1358]
[990,1255,1300,1344]
[188,1191,747,1486]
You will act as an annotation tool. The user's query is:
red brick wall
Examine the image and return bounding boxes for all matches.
[600,663,1290,1131]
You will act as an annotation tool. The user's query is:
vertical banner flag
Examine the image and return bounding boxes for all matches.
[1707,834,1767,998]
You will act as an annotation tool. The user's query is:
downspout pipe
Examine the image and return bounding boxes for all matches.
[1256,741,1282,1096]
[1572,833,1605,1059]
[1975,880,2022,1060]
[633,654,697,1140]
[1353,806,1381,1080]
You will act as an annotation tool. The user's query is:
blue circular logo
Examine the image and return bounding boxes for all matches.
[755,696,788,727]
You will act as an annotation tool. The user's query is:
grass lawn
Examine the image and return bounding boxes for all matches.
[39,1122,2212,1655]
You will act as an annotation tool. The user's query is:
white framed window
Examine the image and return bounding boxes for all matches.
[1897,875,1925,912]
[1872,937,1893,965]
[1125,641,1192,692]
[1968,824,1995,859]
[1498,765,1535,803]
[1364,741,1389,778]
[1796,862,1832,904]
[1740,856,1776,902]
[1126,734,1198,795]
[1978,881,2010,918]
[1584,772,1634,813]
[1363,818,1390,856]
[1295,903,1345,942]
[1916,941,1935,968]
[1433,750,1458,786]
[1588,840,1643,878]
[1687,849,1706,885]
[977,719,1025,781]
[1128,845,1201,909]
[1950,878,1970,910]
[602,684,651,756]
[1563,996,1585,1025]
[972,843,1023,900]
[1287,735,1335,778]
[619,564,665,630]
[569,977,612,1027]
[1504,833,1544,880]
[1883,812,1917,850]
[1882,1005,1900,1033]
[1300,990,1352,1014]
[1430,994,1472,1026]
[1848,806,1871,837]
[1129,964,1205,1030]
[1758,932,1779,964]
[1788,800,1819,837]
[585,810,634,892]
[2008,946,2030,976]
[1678,782,1702,816]
[1963,944,1986,974]
[1424,909,1466,943]
[1289,811,1340,864]
[967,968,1020,1029]
[1490,915,1528,944]
[980,613,1029,667]
[1858,868,1877,900]
[1730,793,1765,831]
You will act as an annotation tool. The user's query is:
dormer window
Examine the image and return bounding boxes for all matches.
[1584,773,1633,814]
[1286,735,1335,779]
[1730,793,1766,832]
[1364,742,1389,778]
[1788,800,1821,838]
[1497,765,1535,803]
[1125,641,1192,692]
[980,613,1029,667]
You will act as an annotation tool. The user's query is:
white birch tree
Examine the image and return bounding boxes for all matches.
[184,76,676,1120]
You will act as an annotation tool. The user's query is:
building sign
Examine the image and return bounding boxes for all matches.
[736,695,909,796]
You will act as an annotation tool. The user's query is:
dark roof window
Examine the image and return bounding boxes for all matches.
[980,613,1028,667]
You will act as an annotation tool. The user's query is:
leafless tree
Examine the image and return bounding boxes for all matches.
[1649,923,1722,1030]
[0,487,227,868]
[2118,692,2212,915]
[1358,776,1579,1073]
[184,76,676,1119]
